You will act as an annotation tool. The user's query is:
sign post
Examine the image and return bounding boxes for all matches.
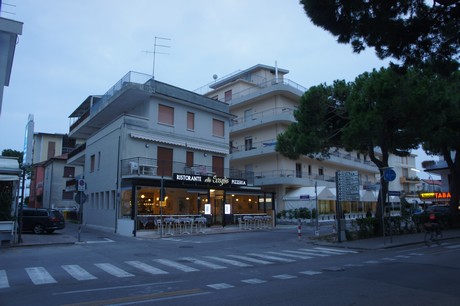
[335,171,360,242]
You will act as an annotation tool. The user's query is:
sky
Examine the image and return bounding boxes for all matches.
[0,0,439,178]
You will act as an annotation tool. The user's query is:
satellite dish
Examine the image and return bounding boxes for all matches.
[213,74,218,80]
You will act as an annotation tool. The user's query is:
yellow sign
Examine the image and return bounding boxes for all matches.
[419,192,451,200]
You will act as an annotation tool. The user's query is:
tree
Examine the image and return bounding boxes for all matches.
[300,0,460,71]
[277,67,424,233]
[417,69,460,224]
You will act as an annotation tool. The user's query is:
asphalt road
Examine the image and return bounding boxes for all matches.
[1,229,459,306]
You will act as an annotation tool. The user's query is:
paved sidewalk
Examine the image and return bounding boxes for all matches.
[4,221,460,250]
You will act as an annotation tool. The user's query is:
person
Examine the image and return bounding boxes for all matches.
[366,209,372,218]
[427,212,441,235]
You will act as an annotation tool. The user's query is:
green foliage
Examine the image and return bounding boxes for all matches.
[300,0,459,71]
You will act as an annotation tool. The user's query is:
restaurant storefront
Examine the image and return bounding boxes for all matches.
[120,172,275,234]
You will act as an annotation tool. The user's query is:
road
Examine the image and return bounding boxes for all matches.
[1,229,459,306]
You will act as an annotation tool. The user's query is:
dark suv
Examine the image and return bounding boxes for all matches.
[20,208,65,234]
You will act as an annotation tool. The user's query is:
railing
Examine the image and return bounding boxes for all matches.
[230,107,295,126]
[67,143,86,159]
[70,71,153,132]
[121,157,254,182]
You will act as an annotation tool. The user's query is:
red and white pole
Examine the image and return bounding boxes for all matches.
[298,219,301,240]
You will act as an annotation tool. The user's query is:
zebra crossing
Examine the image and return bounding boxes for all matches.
[0,247,356,289]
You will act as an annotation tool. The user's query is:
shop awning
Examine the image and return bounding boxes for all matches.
[283,186,335,201]
[360,190,377,202]
[0,174,20,181]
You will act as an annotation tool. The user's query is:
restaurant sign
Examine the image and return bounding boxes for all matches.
[419,192,451,200]
[173,173,247,187]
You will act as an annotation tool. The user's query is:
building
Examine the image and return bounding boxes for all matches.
[201,64,382,216]
[67,72,268,236]
[0,4,23,115]
[28,133,84,208]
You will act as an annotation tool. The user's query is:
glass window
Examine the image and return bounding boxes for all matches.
[158,104,174,125]
[187,112,195,130]
[63,166,75,178]
[224,90,232,102]
[90,154,95,172]
[212,119,224,137]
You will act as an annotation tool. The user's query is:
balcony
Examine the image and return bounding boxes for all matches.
[230,107,295,133]
[121,158,254,184]
[253,170,338,188]
[400,176,420,184]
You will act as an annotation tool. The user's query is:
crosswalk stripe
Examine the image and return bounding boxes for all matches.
[0,270,9,289]
[205,256,252,267]
[313,247,358,254]
[312,247,354,255]
[242,278,267,284]
[227,254,273,265]
[207,283,234,290]
[445,244,460,249]
[300,270,322,276]
[94,263,134,278]
[273,274,297,279]
[62,265,97,281]
[296,249,330,257]
[181,257,227,269]
[25,267,57,285]
[126,261,168,275]
[268,251,312,260]
[247,253,295,262]
[154,259,199,272]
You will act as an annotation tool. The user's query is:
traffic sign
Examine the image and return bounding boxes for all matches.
[78,179,86,191]
[75,192,87,204]
[383,169,396,181]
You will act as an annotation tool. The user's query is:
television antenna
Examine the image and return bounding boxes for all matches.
[143,36,171,80]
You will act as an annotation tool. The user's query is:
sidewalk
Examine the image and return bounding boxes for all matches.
[5,221,460,250]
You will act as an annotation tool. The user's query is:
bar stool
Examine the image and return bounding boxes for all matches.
[238,217,246,230]
[164,217,175,235]
[180,217,192,234]
[243,215,254,230]
[263,215,272,228]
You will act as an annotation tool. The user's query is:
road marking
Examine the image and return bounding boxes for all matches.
[268,251,312,259]
[242,278,267,284]
[95,263,134,278]
[247,253,295,262]
[343,263,364,267]
[273,274,297,280]
[381,257,396,261]
[207,283,234,290]
[297,249,330,257]
[85,238,115,244]
[313,247,358,254]
[25,267,57,285]
[62,265,97,281]
[227,254,273,265]
[205,256,252,267]
[181,257,227,269]
[0,270,9,289]
[154,259,199,272]
[445,244,460,249]
[300,270,322,276]
[408,253,424,256]
[395,255,410,259]
[126,261,168,275]
[364,260,380,264]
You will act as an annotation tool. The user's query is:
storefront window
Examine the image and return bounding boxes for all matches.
[120,188,132,218]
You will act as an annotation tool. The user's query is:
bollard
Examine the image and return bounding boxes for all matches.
[298,219,301,240]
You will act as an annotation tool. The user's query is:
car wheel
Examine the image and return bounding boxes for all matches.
[33,224,45,234]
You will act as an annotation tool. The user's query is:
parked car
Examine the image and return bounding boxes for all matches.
[412,204,455,231]
[20,208,65,234]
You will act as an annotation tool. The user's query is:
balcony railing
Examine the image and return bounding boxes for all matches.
[121,157,254,183]
[230,107,295,127]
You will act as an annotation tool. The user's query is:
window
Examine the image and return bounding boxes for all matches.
[224,90,232,102]
[157,147,173,176]
[63,166,75,178]
[244,137,253,151]
[62,190,74,200]
[187,112,195,130]
[97,151,101,170]
[318,168,324,176]
[186,151,194,167]
[158,104,174,125]
[47,141,56,159]
[308,165,312,175]
[296,163,302,178]
[90,154,95,172]
[212,156,224,176]
[212,119,224,137]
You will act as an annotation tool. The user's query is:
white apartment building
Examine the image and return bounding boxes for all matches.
[202,64,416,216]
